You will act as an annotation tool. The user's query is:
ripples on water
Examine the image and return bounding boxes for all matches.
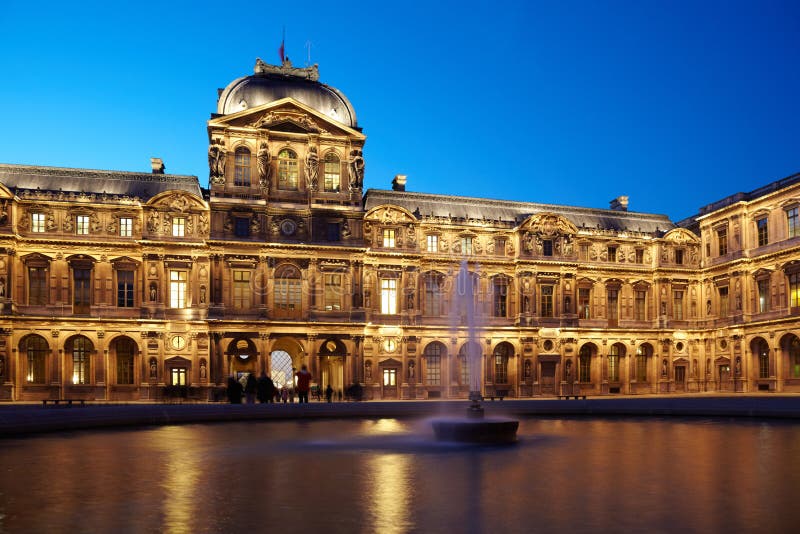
[1,417,798,533]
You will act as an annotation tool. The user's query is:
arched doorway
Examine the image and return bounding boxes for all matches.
[318,339,346,397]
[458,341,482,397]
[633,343,653,394]
[228,338,258,383]
[781,334,800,390]
[270,336,306,392]
[751,337,771,389]
[578,343,597,393]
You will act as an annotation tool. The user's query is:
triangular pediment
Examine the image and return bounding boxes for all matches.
[209,98,365,140]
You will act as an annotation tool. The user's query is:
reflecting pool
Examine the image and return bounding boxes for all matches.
[1,417,798,533]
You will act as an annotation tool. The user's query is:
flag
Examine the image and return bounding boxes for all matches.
[278,28,285,63]
[278,39,285,63]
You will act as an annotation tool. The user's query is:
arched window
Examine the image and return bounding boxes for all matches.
[274,264,302,318]
[609,343,624,382]
[278,149,299,190]
[785,335,800,379]
[270,350,294,389]
[116,337,135,385]
[234,147,251,186]
[492,276,509,317]
[493,342,513,384]
[25,335,48,384]
[753,338,770,379]
[579,344,593,382]
[424,342,445,386]
[458,342,481,388]
[71,336,93,385]
[635,343,651,382]
[323,152,340,192]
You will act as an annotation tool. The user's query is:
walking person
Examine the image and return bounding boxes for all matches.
[295,364,312,403]
[257,371,275,403]
[226,376,243,404]
[325,384,333,403]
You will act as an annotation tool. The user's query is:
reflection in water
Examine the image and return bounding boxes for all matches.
[0,417,799,533]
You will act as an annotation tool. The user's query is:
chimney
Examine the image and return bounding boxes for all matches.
[392,174,407,191]
[610,195,629,211]
[150,158,165,174]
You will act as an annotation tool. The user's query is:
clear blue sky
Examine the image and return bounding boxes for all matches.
[1,0,798,221]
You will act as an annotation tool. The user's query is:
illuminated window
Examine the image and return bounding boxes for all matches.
[234,147,251,186]
[381,278,397,314]
[383,228,396,248]
[790,272,800,308]
[757,217,769,247]
[424,342,443,385]
[26,335,47,384]
[756,339,769,379]
[579,345,591,382]
[426,234,438,253]
[171,367,187,386]
[31,213,46,233]
[788,335,800,378]
[277,149,299,190]
[324,273,342,311]
[117,270,134,307]
[609,344,621,382]
[76,215,90,235]
[169,270,187,308]
[492,277,508,317]
[540,285,554,317]
[424,274,444,316]
[172,217,185,237]
[72,336,91,385]
[28,266,48,305]
[233,270,251,309]
[494,343,511,384]
[635,345,649,381]
[116,338,134,385]
[717,227,728,256]
[578,288,591,319]
[634,290,647,320]
[787,207,799,238]
[718,286,729,316]
[673,290,684,320]
[119,217,133,237]
[757,278,769,313]
[383,368,396,387]
[275,266,302,317]
[461,236,473,255]
[323,152,340,192]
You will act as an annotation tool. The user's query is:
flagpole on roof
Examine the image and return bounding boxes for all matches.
[279,27,286,64]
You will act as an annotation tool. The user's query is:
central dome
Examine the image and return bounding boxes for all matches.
[216,59,358,129]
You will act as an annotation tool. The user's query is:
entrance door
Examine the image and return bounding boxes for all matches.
[541,362,556,395]
[382,368,398,399]
[718,364,731,391]
[675,366,686,391]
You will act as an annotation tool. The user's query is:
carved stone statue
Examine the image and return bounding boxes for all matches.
[305,146,319,190]
[257,142,271,190]
[198,214,209,236]
[208,141,227,185]
[349,150,365,189]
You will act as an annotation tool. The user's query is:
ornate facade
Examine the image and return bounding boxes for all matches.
[1,59,799,402]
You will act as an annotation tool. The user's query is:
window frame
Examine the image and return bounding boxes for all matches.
[323,152,341,192]
[119,217,133,237]
[380,278,398,315]
[757,216,769,247]
[169,270,188,308]
[76,215,90,235]
[234,146,251,187]
[277,149,299,190]
[31,212,46,233]
[117,269,135,308]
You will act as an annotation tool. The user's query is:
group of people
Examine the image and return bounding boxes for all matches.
[225,364,313,404]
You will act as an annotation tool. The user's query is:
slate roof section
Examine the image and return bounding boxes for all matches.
[0,163,202,201]
[364,189,675,235]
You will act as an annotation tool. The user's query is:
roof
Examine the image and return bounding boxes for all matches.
[364,189,675,235]
[0,163,202,201]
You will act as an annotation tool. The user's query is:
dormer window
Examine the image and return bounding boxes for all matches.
[543,239,553,256]
[120,217,133,237]
[172,217,185,237]
[76,215,90,235]
[323,152,340,192]
[278,149,299,190]
[461,236,473,255]
[32,213,46,233]
[675,249,684,265]
[426,234,439,253]
[383,228,396,248]
[234,147,251,186]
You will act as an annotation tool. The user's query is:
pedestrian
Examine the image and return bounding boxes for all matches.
[325,383,333,403]
[281,386,288,403]
[295,364,312,403]
[244,373,257,404]
[257,371,275,403]
[227,376,243,404]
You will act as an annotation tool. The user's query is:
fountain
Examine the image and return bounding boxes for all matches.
[431,261,519,444]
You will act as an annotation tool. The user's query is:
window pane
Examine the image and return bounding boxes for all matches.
[324,273,342,310]
[170,270,187,308]
[323,152,340,192]
[757,217,768,247]
[120,217,133,237]
[172,217,185,237]
[76,215,90,235]
[233,270,251,309]
[117,270,134,307]
[381,279,397,314]
[787,208,799,238]
[234,148,251,186]
[278,149,299,190]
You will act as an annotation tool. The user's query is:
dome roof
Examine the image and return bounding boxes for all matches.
[217,59,358,129]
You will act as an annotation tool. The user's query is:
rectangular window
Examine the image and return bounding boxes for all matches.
[758,279,770,313]
[675,249,684,265]
[717,227,728,256]
[580,244,589,261]
[424,276,443,316]
[426,353,441,385]
[494,237,506,256]
[427,235,438,253]
[495,355,508,383]
[673,290,684,320]
[788,207,799,239]
[326,223,340,242]
[117,344,134,385]
[579,356,591,382]
[461,237,473,255]
[31,213,46,233]
[635,249,644,264]
[383,368,396,387]
[233,270,251,309]
[76,215,90,235]
[718,286,729,316]
[169,270,187,308]
[324,273,342,311]
[275,278,302,312]
[171,367,187,386]
[119,217,133,237]
[607,246,617,262]
[636,353,647,381]
[73,268,91,314]
[172,217,185,237]
[790,273,800,308]
[607,289,619,320]
[757,217,769,247]
[635,290,647,320]
[234,217,250,237]
[493,278,508,317]
[543,240,553,256]
[117,270,134,308]
[579,288,590,319]
[381,278,397,314]
[72,351,87,385]
[608,355,619,382]
[382,229,396,248]
[540,285,554,317]
[28,266,47,305]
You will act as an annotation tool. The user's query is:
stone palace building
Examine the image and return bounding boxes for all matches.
[1,59,799,402]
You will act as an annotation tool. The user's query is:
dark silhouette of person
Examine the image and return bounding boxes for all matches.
[325,384,334,403]
[295,364,312,403]
[227,376,243,404]
[257,371,275,403]
[244,373,258,404]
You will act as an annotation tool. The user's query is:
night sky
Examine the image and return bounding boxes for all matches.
[1,0,798,220]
